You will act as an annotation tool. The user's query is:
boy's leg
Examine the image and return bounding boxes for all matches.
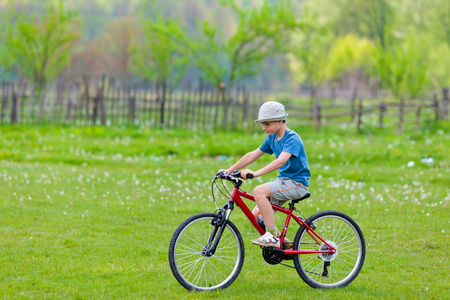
[251,184,281,247]
[253,184,275,227]
[253,179,308,248]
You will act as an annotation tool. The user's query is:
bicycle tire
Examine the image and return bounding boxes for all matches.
[293,210,366,288]
[168,212,245,291]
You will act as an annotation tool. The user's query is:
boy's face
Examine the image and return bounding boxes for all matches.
[260,121,283,135]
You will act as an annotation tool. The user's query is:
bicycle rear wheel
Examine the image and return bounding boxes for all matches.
[293,210,365,288]
[168,212,245,291]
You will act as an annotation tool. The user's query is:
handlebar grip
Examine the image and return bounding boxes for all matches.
[247,174,254,179]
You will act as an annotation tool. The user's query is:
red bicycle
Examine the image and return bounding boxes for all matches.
[168,171,366,291]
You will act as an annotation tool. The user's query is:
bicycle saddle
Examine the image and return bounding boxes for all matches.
[291,192,310,204]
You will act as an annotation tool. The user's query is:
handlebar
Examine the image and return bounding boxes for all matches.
[214,170,254,183]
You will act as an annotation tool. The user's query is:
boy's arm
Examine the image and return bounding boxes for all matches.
[243,152,292,178]
[225,149,265,174]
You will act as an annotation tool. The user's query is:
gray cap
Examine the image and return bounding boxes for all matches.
[254,101,288,123]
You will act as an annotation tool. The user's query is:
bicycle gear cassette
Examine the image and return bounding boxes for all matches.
[318,240,338,262]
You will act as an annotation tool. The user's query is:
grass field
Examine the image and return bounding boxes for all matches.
[0,123,449,299]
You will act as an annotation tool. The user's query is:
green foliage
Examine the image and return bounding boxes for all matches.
[1,0,81,92]
[223,0,300,87]
[427,42,450,89]
[371,32,430,99]
[287,6,332,97]
[309,0,395,48]
[130,1,189,86]
[326,34,375,84]
[300,0,448,98]
[150,0,301,88]
[0,0,448,96]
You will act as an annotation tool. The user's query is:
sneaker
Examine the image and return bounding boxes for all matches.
[252,232,280,248]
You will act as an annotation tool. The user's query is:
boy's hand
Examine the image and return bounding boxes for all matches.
[217,169,232,175]
[240,169,255,180]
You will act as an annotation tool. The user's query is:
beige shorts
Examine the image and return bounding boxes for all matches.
[267,177,309,206]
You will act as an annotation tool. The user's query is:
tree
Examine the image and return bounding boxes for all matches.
[100,17,135,87]
[150,0,302,127]
[287,7,333,101]
[371,31,429,100]
[0,28,15,81]
[326,34,375,93]
[427,42,450,91]
[319,0,395,48]
[413,0,450,90]
[1,0,80,94]
[130,1,190,127]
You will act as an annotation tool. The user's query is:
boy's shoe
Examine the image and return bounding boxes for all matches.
[252,232,280,248]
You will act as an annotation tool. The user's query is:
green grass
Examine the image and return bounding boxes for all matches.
[0,123,449,299]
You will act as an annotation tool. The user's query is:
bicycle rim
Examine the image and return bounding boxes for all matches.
[169,213,244,291]
[293,211,365,288]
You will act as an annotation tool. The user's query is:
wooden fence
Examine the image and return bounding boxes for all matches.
[0,78,448,132]
[288,92,447,132]
[0,78,262,130]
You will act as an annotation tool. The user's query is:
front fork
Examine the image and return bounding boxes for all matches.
[202,201,234,257]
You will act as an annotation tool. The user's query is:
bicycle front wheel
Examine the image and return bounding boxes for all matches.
[293,210,366,288]
[168,212,245,291]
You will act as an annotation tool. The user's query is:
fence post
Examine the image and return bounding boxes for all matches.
[92,75,106,125]
[356,99,363,132]
[11,88,18,124]
[66,84,74,122]
[443,87,449,118]
[20,81,27,124]
[159,80,167,128]
[168,86,174,128]
[230,86,237,127]
[398,97,404,132]
[82,75,90,124]
[100,75,106,125]
[220,84,228,128]
[129,90,136,125]
[415,105,422,130]
[92,80,99,124]
[1,81,7,124]
[197,77,204,129]
[242,85,249,129]
[184,81,192,128]
[350,87,358,121]
[433,93,440,120]
[378,101,386,129]
[312,99,321,131]
[29,85,36,124]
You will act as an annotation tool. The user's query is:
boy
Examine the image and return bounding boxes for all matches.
[221,101,310,248]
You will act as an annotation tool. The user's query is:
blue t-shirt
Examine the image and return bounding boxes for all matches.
[259,129,310,186]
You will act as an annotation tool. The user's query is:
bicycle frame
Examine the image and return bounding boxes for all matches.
[228,185,336,256]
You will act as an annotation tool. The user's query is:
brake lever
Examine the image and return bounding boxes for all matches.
[212,170,227,182]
